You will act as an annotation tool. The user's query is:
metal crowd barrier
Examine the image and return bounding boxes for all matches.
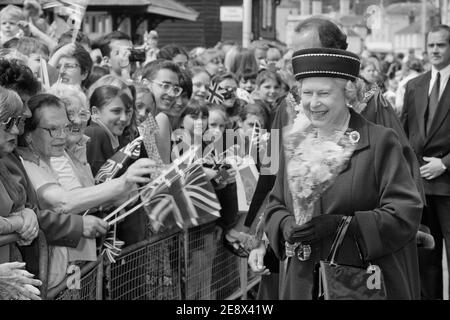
[44,220,260,300]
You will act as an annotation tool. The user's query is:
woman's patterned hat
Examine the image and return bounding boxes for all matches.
[292,48,361,81]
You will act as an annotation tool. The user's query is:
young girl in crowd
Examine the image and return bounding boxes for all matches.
[133,83,163,168]
[236,69,257,94]
[237,103,269,170]
[134,83,156,126]
[86,84,149,246]
[190,66,211,105]
[211,72,243,130]
[253,70,282,127]
[171,99,209,162]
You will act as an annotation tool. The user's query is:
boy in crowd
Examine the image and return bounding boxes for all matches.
[0,5,25,46]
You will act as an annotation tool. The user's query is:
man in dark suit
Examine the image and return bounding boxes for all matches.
[402,25,450,299]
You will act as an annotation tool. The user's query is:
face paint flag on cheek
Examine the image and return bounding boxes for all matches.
[207,82,226,104]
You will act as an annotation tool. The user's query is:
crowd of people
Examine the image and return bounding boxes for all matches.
[0,2,449,300]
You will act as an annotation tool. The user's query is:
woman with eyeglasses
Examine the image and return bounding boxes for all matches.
[0,87,42,299]
[0,87,39,261]
[48,42,93,89]
[48,83,91,166]
[16,93,157,289]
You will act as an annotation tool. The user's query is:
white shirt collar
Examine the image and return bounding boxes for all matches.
[430,64,450,97]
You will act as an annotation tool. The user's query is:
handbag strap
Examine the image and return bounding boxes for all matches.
[327,216,353,265]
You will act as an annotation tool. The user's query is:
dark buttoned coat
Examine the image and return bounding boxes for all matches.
[265,111,423,300]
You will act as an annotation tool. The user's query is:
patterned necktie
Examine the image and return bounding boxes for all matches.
[426,71,441,134]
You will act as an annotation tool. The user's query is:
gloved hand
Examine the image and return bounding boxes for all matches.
[286,214,345,245]
[280,215,297,244]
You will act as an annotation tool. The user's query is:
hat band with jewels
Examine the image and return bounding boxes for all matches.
[291,48,361,81]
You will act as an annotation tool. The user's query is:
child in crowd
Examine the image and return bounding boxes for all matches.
[4,36,51,80]
[196,48,224,77]
[266,47,282,66]
[134,83,157,126]
[190,66,211,105]
[170,69,193,130]
[0,5,25,46]
[253,70,282,127]
[134,83,163,169]
[236,69,257,94]
[211,72,244,130]
[171,99,209,161]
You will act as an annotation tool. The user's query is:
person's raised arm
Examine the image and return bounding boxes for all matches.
[37,158,156,215]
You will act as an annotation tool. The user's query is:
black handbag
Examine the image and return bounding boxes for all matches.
[315,216,387,300]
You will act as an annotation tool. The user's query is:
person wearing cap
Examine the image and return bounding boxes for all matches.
[264,47,422,300]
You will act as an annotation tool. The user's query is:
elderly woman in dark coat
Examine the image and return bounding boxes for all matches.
[265,48,422,300]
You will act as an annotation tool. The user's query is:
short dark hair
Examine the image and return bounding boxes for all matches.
[22,93,65,135]
[52,42,93,84]
[157,44,188,61]
[98,31,132,58]
[428,24,450,44]
[179,69,193,99]
[294,17,348,50]
[256,69,282,87]
[142,60,181,81]
[2,37,19,49]
[239,103,269,129]
[180,98,209,119]
[235,68,258,82]
[90,85,134,112]
[211,72,238,85]
[0,59,41,96]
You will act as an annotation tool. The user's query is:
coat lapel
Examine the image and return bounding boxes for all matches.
[415,72,431,140]
[425,78,450,143]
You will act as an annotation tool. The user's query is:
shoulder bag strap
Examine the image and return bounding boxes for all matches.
[327,216,352,265]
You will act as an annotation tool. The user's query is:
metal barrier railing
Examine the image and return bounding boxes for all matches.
[105,230,183,300]
[42,220,260,300]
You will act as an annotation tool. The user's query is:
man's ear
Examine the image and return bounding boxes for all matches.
[101,56,110,68]
[91,106,100,116]
[24,132,32,146]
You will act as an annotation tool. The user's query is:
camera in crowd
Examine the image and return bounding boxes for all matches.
[129,47,146,62]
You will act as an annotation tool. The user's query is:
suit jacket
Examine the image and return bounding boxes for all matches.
[402,71,450,196]
[265,111,422,299]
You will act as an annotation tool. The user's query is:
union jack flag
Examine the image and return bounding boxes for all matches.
[207,82,226,104]
[182,164,221,225]
[94,136,143,184]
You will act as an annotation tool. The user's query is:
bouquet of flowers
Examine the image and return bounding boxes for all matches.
[284,92,360,226]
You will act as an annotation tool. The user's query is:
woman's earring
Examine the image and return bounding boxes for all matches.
[346,102,353,109]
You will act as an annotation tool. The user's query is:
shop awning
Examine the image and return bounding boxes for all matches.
[38,0,199,22]
[146,0,199,22]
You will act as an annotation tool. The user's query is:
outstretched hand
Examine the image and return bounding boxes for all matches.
[0,262,42,300]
